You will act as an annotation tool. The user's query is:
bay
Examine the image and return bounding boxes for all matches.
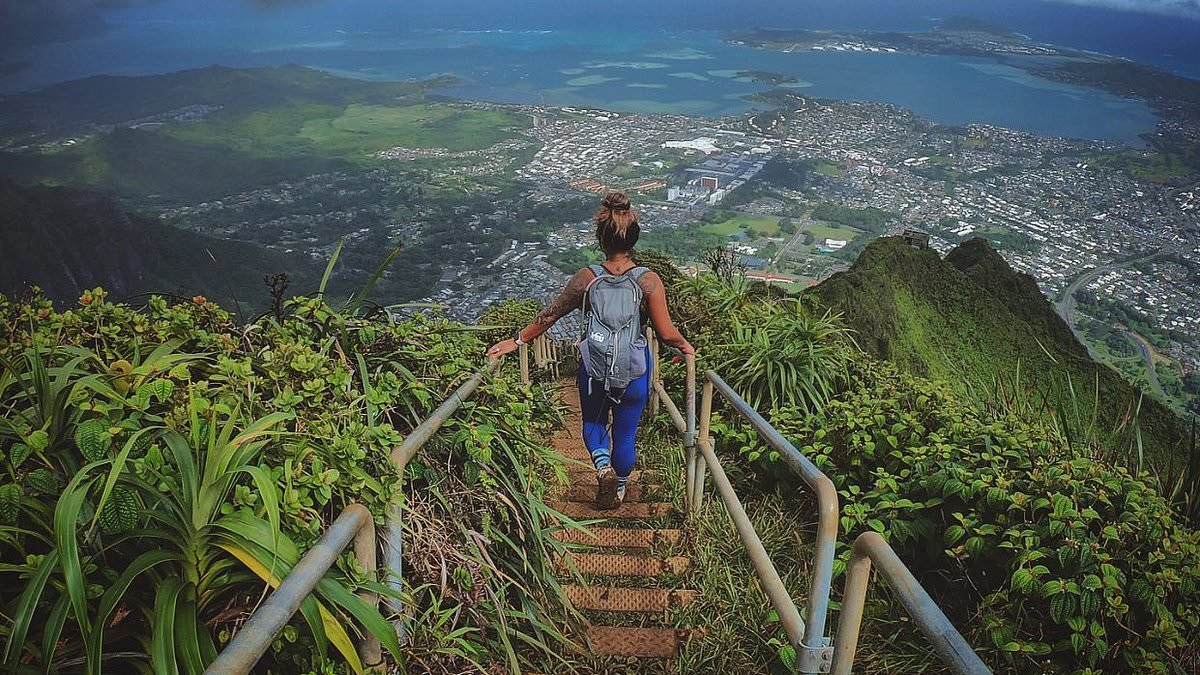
[0,1,1181,146]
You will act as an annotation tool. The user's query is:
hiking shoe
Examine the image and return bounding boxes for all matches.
[596,467,619,510]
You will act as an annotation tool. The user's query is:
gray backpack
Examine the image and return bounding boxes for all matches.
[579,264,650,395]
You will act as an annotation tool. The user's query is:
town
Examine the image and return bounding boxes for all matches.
[151,92,1197,412]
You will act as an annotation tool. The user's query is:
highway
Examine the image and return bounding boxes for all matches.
[1054,250,1165,329]
[1125,331,1170,401]
[1053,250,1177,405]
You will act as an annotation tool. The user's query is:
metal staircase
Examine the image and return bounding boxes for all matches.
[204,332,992,674]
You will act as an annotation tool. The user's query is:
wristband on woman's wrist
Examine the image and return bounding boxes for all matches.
[513,330,525,346]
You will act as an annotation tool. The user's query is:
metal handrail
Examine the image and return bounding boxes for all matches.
[831,532,990,675]
[205,504,380,674]
[646,332,990,674]
[704,370,839,669]
[211,355,515,673]
[385,357,502,642]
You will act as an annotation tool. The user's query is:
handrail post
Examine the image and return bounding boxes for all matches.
[705,370,834,672]
[693,378,713,511]
[353,512,383,669]
[830,533,992,675]
[683,353,697,515]
[519,341,530,385]
[698,439,808,652]
[384,359,501,644]
[802,474,838,670]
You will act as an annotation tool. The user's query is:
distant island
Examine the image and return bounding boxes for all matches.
[736,70,798,86]
[728,17,1069,59]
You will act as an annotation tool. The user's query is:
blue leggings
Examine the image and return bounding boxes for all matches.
[578,350,651,481]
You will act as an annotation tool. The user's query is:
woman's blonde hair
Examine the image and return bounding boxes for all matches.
[595,191,639,254]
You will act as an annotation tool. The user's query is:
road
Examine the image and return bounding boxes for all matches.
[1053,250,1168,364]
[1054,250,1165,328]
[1126,331,1170,401]
[1052,250,1183,406]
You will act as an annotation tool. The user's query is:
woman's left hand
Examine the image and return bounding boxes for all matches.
[486,338,520,359]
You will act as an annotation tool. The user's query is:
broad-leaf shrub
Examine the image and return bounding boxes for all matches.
[717,360,1200,673]
[0,288,572,673]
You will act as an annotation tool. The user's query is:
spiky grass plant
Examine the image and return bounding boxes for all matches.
[710,301,854,413]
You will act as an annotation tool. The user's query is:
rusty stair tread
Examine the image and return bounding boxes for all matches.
[557,552,690,577]
[564,467,648,482]
[563,584,698,612]
[550,500,674,520]
[552,527,682,550]
[587,625,688,658]
[560,483,648,503]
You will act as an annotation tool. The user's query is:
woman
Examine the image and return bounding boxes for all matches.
[486,191,694,509]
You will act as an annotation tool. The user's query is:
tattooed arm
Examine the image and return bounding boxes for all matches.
[485,268,593,358]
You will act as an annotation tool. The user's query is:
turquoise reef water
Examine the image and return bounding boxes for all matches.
[1,1,1181,147]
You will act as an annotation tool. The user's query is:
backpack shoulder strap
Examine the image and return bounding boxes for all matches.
[627,266,651,281]
[588,264,608,278]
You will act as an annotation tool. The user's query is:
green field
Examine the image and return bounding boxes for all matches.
[4,99,529,202]
[813,161,845,177]
[299,104,526,155]
[807,223,860,243]
[702,215,782,237]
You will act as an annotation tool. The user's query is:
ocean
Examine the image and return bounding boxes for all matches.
[3,0,1198,146]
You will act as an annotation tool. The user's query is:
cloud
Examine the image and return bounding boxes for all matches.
[0,0,321,55]
[1048,0,1200,19]
[1,1,157,53]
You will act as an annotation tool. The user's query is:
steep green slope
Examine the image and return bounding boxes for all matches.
[807,236,1187,464]
[0,178,320,309]
[0,65,432,137]
[0,66,529,205]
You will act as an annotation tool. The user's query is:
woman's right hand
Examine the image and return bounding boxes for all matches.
[486,339,519,359]
[677,339,696,356]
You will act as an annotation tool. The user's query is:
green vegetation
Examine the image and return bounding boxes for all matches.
[650,254,1199,673]
[547,247,603,275]
[0,65,433,139]
[701,215,782,237]
[0,179,323,311]
[0,127,349,204]
[718,359,1199,673]
[710,300,851,411]
[640,227,727,264]
[298,104,526,156]
[0,285,577,673]
[1087,148,1196,184]
[808,237,1188,466]
[806,223,860,245]
[810,202,895,232]
[0,66,530,205]
[813,162,845,178]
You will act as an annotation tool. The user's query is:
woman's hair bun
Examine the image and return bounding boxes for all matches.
[602,191,631,212]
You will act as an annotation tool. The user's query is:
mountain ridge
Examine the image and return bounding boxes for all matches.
[0,177,321,310]
[807,235,1188,464]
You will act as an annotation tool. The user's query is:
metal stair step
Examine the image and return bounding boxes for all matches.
[550,500,674,520]
[557,552,690,577]
[563,585,698,612]
[587,625,687,658]
[565,467,648,482]
[552,527,682,550]
[561,482,647,503]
